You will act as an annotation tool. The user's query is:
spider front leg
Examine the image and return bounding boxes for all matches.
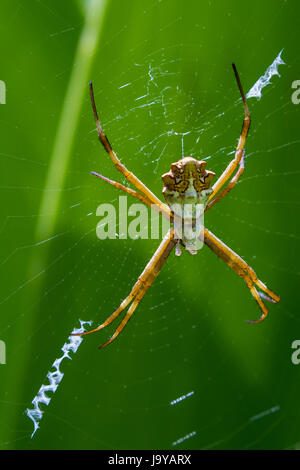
[203,228,280,323]
[89,82,169,216]
[208,63,250,208]
[91,171,172,220]
[206,150,245,212]
[72,228,176,348]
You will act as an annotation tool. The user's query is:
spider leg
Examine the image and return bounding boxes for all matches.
[91,171,171,219]
[243,276,269,324]
[98,296,144,349]
[74,290,136,337]
[206,150,245,212]
[89,82,172,218]
[203,228,280,323]
[72,228,176,347]
[98,228,176,348]
[208,63,250,203]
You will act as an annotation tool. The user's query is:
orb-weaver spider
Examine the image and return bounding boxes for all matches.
[73,63,280,349]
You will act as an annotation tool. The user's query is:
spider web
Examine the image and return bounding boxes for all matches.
[0,0,300,450]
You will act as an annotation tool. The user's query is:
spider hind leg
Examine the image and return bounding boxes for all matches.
[72,228,176,348]
[203,228,280,324]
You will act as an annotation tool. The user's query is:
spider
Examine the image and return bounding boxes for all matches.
[73,63,280,349]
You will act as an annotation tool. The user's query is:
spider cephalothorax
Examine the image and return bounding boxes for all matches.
[162,157,216,208]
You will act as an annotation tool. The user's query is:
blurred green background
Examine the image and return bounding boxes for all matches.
[0,0,299,450]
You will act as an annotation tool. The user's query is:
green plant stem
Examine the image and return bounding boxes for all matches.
[0,0,109,446]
